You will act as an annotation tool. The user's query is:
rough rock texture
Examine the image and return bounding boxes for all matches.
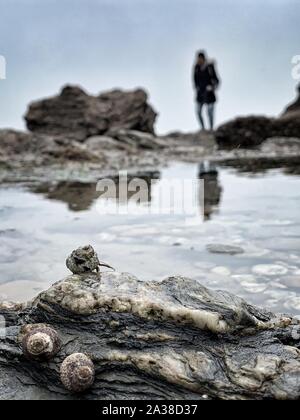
[261,137,300,155]
[66,245,101,274]
[215,116,274,149]
[216,116,300,150]
[216,86,300,150]
[107,129,165,150]
[25,85,157,141]
[0,270,300,400]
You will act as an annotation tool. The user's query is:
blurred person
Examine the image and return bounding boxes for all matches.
[193,51,220,130]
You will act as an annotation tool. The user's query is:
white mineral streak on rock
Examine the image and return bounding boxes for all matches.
[225,353,283,394]
[0,301,25,311]
[105,349,222,393]
[39,271,292,335]
[44,277,228,333]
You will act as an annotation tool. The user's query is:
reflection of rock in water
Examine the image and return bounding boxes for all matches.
[31,171,160,212]
[219,154,300,175]
[33,182,98,212]
[198,162,222,221]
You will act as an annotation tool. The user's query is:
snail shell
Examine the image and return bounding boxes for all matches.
[66,245,100,274]
[60,353,95,393]
[22,324,61,361]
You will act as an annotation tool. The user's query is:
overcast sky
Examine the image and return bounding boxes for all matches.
[0,0,299,134]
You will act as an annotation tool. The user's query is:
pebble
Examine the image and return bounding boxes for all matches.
[206,244,245,255]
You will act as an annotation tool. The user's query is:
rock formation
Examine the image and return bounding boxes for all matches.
[215,116,274,149]
[25,85,157,141]
[0,129,103,165]
[282,83,300,118]
[0,247,299,400]
[216,85,300,150]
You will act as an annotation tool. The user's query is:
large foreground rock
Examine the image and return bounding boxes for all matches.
[25,85,157,141]
[216,86,300,149]
[0,256,299,399]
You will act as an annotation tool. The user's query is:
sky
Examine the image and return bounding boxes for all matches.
[0,0,299,134]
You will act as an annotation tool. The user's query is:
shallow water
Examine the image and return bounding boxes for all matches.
[0,162,300,315]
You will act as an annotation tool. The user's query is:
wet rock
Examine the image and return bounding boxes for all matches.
[0,129,103,165]
[218,153,300,174]
[98,89,157,135]
[272,118,300,141]
[25,85,157,141]
[0,130,33,155]
[216,116,273,149]
[206,244,245,255]
[85,135,132,152]
[108,129,166,150]
[163,130,215,145]
[261,137,300,154]
[0,256,299,399]
[216,86,300,150]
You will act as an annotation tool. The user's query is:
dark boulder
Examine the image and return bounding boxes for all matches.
[216,85,300,150]
[215,116,273,149]
[25,85,157,141]
[98,89,157,135]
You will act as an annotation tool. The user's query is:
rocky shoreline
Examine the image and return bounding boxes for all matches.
[1,87,300,399]
[1,84,300,185]
[0,246,300,400]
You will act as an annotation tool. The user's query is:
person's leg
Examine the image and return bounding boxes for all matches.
[196,102,205,130]
[207,103,215,130]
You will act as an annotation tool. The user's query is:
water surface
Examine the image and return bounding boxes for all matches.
[0,162,300,315]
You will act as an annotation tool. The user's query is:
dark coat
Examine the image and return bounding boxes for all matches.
[194,62,219,104]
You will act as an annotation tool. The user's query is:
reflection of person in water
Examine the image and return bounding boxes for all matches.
[193,51,220,131]
[198,161,222,221]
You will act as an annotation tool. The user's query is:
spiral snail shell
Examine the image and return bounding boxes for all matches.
[60,353,95,393]
[21,324,61,361]
[66,245,114,274]
[66,245,100,274]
